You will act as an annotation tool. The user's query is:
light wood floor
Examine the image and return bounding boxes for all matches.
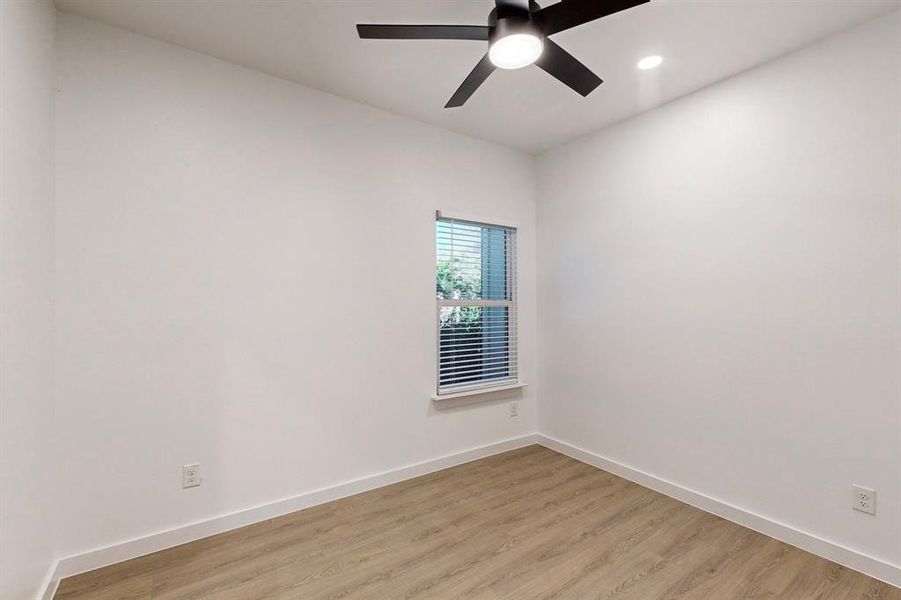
[56,445,899,599]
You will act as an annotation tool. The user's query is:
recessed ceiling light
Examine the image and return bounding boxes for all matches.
[489,33,544,70]
[637,55,663,70]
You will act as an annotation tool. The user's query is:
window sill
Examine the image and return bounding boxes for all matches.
[432,382,527,402]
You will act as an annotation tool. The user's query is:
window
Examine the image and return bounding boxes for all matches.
[436,215,518,395]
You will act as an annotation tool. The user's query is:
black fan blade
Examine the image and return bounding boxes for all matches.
[535,39,603,96]
[537,0,649,36]
[357,24,489,41]
[446,54,496,108]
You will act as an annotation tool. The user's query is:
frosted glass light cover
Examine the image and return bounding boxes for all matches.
[489,34,544,70]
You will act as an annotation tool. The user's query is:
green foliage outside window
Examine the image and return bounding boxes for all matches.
[437,258,483,328]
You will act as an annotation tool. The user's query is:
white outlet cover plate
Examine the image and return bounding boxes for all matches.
[853,484,876,515]
[183,463,201,488]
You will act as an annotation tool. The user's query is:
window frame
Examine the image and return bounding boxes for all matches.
[435,211,520,397]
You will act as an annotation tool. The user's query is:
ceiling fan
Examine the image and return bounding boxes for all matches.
[357,0,649,108]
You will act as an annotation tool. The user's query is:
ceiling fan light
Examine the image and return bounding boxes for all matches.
[489,33,543,70]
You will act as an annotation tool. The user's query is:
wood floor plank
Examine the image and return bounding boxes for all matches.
[55,446,901,600]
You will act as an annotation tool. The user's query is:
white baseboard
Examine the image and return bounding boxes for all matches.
[42,433,540,597]
[38,561,59,600]
[536,434,901,588]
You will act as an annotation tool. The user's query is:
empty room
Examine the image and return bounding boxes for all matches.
[1,0,899,598]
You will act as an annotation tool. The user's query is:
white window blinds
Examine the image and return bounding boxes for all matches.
[436,215,518,394]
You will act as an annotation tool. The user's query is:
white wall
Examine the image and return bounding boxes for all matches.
[537,10,900,570]
[0,0,57,598]
[54,14,536,559]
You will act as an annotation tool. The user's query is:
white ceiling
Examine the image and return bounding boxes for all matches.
[55,0,898,154]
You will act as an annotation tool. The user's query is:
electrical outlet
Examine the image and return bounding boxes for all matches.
[853,484,875,515]
[183,463,201,489]
[509,400,519,418]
